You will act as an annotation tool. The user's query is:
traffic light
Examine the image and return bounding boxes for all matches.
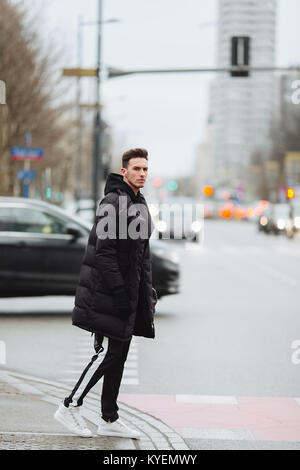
[203,185,214,197]
[231,36,250,77]
[287,188,295,199]
[167,180,178,192]
[153,178,163,188]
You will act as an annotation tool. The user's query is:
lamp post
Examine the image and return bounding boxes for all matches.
[75,8,119,218]
[76,15,83,201]
[92,0,103,221]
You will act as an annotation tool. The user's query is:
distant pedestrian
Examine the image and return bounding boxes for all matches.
[54,148,157,438]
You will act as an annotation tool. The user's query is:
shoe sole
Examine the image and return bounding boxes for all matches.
[54,411,93,438]
[97,430,140,440]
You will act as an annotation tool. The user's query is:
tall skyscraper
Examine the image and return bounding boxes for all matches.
[213,0,277,187]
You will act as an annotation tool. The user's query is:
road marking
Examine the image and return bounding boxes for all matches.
[62,370,90,374]
[0,372,43,396]
[124,361,138,368]
[123,369,138,377]
[0,340,6,365]
[120,378,139,385]
[176,395,238,405]
[0,431,84,437]
[252,261,298,288]
[59,336,139,387]
[189,243,300,257]
[127,354,138,361]
[181,427,255,440]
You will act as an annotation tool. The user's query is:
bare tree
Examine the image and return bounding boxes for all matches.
[0,0,74,198]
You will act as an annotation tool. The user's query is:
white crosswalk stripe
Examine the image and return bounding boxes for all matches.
[58,334,139,389]
[184,243,300,256]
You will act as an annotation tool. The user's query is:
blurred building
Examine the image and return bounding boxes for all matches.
[193,83,215,200]
[213,0,277,188]
[280,74,300,195]
[285,152,300,188]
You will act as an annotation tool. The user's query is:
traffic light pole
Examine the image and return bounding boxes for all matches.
[107,65,300,78]
[92,0,103,221]
[76,15,83,201]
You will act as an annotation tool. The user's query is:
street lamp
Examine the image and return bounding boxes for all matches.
[92,0,103,222]
[76,8,120,217]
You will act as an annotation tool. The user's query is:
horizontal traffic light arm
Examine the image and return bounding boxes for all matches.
[107,65,300,78]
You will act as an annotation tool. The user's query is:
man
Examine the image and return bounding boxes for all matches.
[54,148,156,438]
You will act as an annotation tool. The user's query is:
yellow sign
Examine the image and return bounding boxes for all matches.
[80,103,103,110]
[264,161,279,170]
[62,68,98,77]
[285,152,300,163]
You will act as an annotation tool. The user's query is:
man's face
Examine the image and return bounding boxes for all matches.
[122,157,148,190]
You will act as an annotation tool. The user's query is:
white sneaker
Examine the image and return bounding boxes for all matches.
[97,418,140,439]
[54,402,93,438]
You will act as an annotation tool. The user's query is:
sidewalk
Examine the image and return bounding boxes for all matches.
[2,370,300,450]
[0,370,189,450]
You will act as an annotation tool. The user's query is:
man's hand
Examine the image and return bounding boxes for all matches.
[152,287,158,311]
[94,333,104,354]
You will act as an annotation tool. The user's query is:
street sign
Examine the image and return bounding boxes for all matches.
[11,146,44,161]
[63,68,98,77]
[17,170,37,181]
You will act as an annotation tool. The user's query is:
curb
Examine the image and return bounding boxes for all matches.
[0,370,189,450]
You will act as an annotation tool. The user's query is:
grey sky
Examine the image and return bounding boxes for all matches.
[19,0,300,179]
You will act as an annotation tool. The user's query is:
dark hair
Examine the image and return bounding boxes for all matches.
[122,148,148,169]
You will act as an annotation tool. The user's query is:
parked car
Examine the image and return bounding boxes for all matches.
[0,197,180,298]
[290,200,300,236]
[258,205,273,233]
[267,203,293,236]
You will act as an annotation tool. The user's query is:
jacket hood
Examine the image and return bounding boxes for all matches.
[104,173,141,201]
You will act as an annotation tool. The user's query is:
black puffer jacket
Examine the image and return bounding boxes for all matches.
[72,173,156,342]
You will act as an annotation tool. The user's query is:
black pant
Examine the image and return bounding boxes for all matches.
[76,337,132,423]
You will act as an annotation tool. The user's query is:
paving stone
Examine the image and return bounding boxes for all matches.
[0,371,190,451]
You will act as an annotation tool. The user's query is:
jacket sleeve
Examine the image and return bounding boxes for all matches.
[94,194,130,311]
[142,241,156,316]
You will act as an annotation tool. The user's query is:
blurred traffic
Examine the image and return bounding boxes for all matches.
[0,197,180,299]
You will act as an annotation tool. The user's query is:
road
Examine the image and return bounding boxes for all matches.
[139,220,300,397]
[1,219,300,449]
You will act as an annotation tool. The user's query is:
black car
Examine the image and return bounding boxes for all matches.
[258,206,273,233]
[258,203,294,236]
[0,197,180,299]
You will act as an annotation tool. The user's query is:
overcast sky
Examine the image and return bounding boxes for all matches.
[18,0,300,179]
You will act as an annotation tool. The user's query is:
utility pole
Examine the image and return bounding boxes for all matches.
[62,9,119,214]
[76,15,83,201]
[92,0,103,220]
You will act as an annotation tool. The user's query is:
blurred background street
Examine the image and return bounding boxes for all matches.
[1,221,300,397]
